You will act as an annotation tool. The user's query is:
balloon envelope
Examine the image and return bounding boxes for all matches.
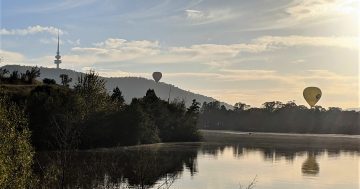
[303,87,322,107]
[152,72,162,82]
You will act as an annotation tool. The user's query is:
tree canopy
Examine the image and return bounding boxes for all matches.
[199,100,359,134]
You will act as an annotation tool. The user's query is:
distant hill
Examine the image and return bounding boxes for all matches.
[1,65,232,108]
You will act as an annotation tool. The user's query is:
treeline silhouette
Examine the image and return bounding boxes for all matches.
[0,68,201,151]
[0,67,40,84]
[198,101,360,134]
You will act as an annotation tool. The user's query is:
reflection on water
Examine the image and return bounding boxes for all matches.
[35,132,360,189]
[301,153,319,176]
[36,144,200,188]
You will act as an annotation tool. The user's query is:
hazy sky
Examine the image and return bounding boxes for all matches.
[0,0,358,108]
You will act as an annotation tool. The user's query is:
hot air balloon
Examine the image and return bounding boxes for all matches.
[152,72,162,83]
[303,87,321,107]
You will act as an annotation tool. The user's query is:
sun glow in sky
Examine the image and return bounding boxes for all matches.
[0,0,359,108]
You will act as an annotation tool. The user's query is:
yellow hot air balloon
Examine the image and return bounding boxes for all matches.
[303,87,322,107]
[152,72,162,83]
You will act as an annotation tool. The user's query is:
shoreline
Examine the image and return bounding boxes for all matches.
[200,129,360,139]
[39,130,360,153]
[201,129,360,152]
[91,130,360,152]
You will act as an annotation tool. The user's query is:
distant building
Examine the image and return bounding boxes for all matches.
[54,32,62,69]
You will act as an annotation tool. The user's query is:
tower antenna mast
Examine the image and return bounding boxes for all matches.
[54,30,62,69]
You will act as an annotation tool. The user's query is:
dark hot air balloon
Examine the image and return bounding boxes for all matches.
[152,72,162,83]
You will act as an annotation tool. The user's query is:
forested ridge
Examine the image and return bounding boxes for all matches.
[198,101,360,134]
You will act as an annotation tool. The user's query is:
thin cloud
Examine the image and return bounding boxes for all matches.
[39,38,64,45]
[13,0,99,14]
[268,0,359,30]
[285,0,358,20]
[255,35,358,50]
[184,9,236,24]
[71,38,160,63]
[185,10,205,20]
[67,35,357,68]
[94,38,159,49]
[67,39,81,46]
[0,50,25,64]
[170,35,357,58]
[2,35,356,69]
[239,0,358,32]
[0,25,64,36]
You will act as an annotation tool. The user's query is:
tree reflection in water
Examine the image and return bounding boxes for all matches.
[301,152,320,176]
[35,143,200,189]
[34,135,360,188]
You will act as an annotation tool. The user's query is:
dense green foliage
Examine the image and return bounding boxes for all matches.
[27,85,85,150]
[1,70,201,151]
[42,78,56,85]
[199,101,360,134]
[59,74,72,87]
[80,89,202,148]
[0,95,34,188]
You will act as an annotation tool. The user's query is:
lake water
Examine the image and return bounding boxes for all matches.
[36,130,360,189]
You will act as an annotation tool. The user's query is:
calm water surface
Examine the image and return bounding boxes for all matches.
[171,145,358,189]
[37,130,360,189]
